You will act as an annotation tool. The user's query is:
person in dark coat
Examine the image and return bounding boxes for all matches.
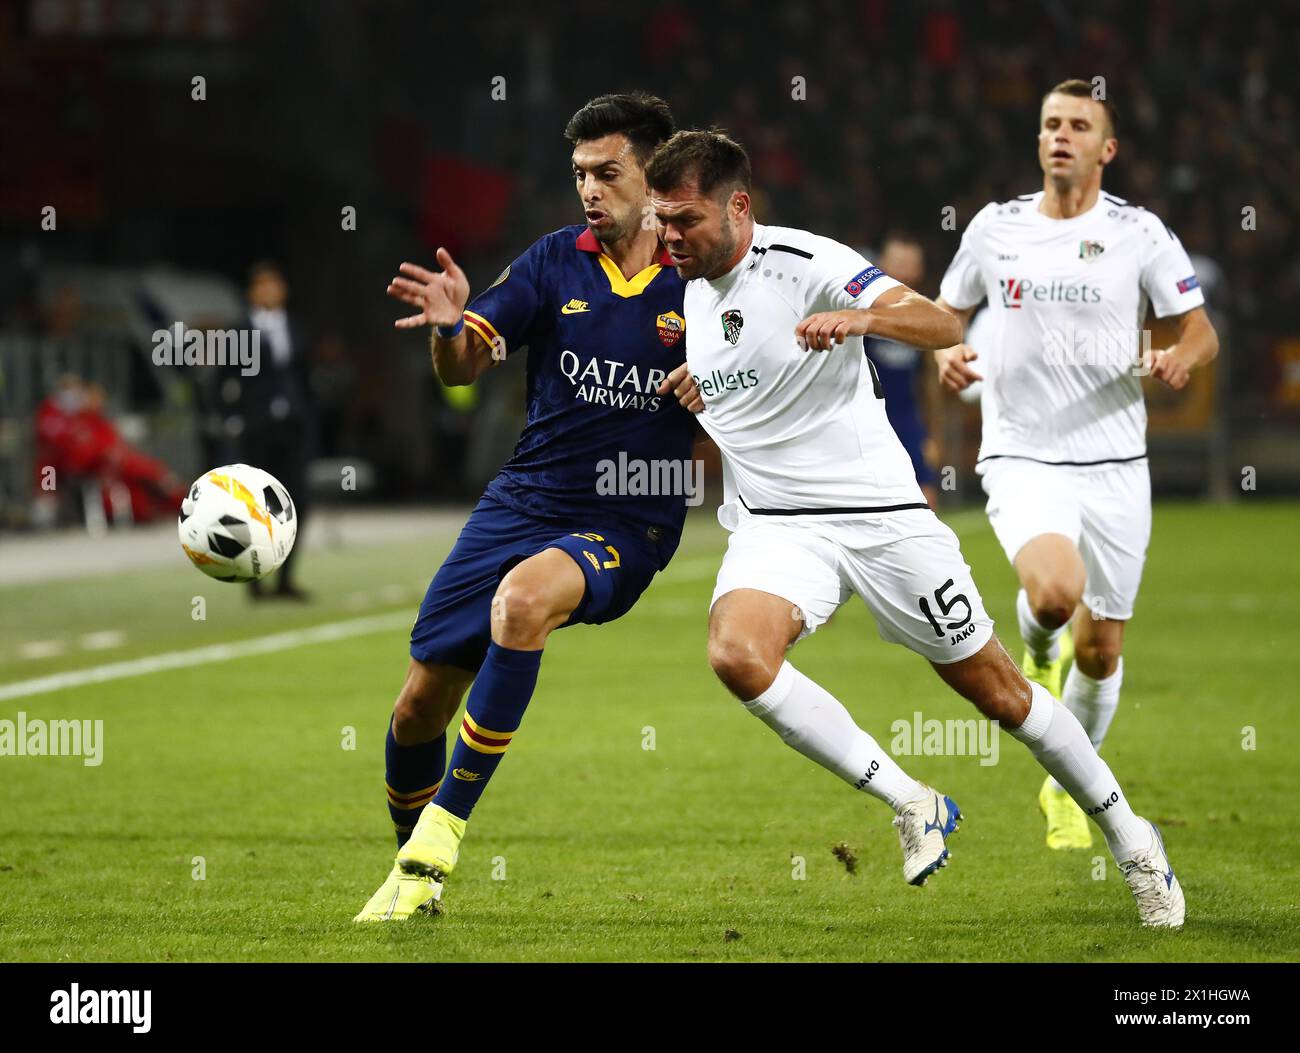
[238,260,315,600]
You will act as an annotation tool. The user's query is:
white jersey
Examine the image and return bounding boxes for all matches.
[939,190,1205,465]
[684,222,926,527]
[958,306,993,405]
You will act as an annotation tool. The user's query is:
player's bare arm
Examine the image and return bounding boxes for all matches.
[386,247,499,386]
[931,297,982,392]
[934,296,976,334]
[796,286,962,353]
[1143,306,1219,391]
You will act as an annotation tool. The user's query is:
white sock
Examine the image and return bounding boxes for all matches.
[1017,588,1067,664]
[1010,682,1148,859]
[1049,659,1123,791]
[744,661,924,810]
[1063,658,1122,750]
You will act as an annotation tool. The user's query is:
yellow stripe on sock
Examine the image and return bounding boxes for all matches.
[459,712,513,754]
[386,780,441,801]
[387,781,441,807]
[459,721,511,755]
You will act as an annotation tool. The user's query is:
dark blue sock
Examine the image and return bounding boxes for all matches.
[385,717,447,847]
[432,642,542,821]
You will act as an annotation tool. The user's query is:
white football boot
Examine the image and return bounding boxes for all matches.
[1119,821,1186,928]
[893,786,962,886]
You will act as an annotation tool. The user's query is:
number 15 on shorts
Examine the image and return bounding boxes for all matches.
[919,579,973,640]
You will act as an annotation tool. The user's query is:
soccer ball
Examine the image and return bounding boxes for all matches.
[178,464,298,583]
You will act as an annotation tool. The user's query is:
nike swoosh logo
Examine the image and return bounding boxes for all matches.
[923,800,943,836]
[1150,822,1174,889]
[561,305,589,314]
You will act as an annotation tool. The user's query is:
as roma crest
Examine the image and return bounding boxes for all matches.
[721,308,743,346]
[656,310,685,348]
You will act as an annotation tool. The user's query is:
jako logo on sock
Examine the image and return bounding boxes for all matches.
[854,759,880,790]
[1086,791,1120,816]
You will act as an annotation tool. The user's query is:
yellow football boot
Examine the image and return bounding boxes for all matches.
[396,803,466,880]
[353,862,442,922]
[1038,776,1093,850]
[1021,626,1073,699]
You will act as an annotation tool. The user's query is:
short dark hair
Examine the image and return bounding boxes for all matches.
[645,129,752,202]
[563,93,675,165]
[247,260,283,284]
[1043,78,1118,138]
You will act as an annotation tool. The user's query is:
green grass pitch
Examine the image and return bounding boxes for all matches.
[1,501,1297,962]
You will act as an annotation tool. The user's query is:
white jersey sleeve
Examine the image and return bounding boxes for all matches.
[1139,225,1206,318]
[804,240,902,313]
[939,204,997,310]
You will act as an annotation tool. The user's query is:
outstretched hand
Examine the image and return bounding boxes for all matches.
[387,247,469,330]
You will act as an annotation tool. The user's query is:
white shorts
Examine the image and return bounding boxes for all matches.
[710,506,994,664]
[977,457,1152,620]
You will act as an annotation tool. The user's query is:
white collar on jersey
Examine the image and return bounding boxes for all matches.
[1030,189,1110,223]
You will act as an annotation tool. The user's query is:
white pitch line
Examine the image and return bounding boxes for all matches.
[0,611,411,703]
[80,630,127,651]
[17,640,66,660]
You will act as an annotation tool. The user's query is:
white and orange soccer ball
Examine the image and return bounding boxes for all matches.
[178,464,298,583]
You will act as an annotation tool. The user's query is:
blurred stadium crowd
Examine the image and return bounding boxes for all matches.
[1,0,1297,533]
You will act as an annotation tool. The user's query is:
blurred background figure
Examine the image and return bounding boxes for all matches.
[310,332,356,460]
[33,373,187,528]
[237,261,316,600]
[865,233,941,507]
[427,374,482,502]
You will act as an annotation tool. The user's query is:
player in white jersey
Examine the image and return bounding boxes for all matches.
[934,80,1220,851]
[645,129,1184,927]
